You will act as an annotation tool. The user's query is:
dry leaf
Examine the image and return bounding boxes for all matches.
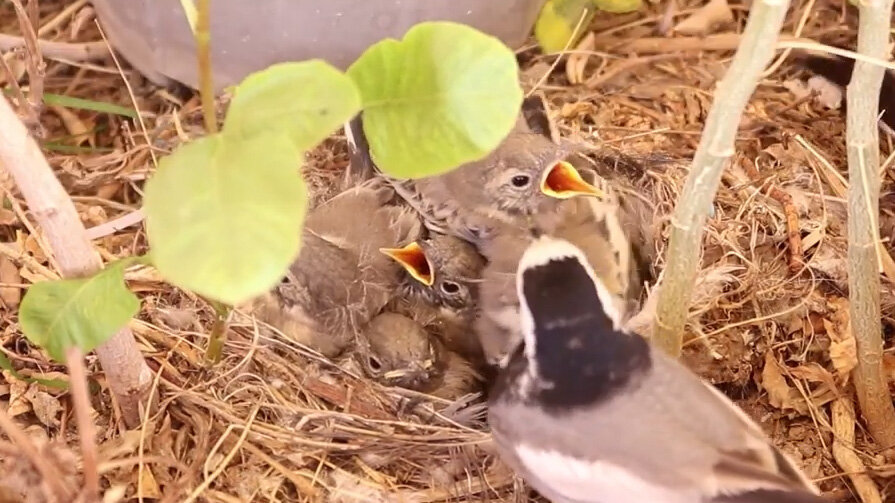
[826,298,858,381]
[566,32,595,85]
[0,255,21,308]
[50,106,95,147]
[24,387,61,428]
[760,352,800,411]
[136,467,162,498]
[673,0,733,36]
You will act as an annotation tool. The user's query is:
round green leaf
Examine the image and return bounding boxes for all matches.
[18,262,140,363]
[347,21,523,179]
[535,0,597,54]
[144,133,308,305]
[593,0,642,14]
[223,60,361,152]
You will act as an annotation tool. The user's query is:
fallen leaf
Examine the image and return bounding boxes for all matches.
[50,106,96,147]
[24,387,61,428]
[760,352,801,412]
[673,0,733,36]
[137,467,162,499]
[0,255,21,308]
[826,298,858,382]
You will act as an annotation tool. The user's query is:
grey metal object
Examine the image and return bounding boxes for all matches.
[91,0,546,91]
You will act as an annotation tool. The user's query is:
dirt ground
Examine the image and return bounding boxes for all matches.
[1,0,894,502]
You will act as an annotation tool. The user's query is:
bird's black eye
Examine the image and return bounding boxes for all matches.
[368,356,382,372]
[440,281,461,295]
[510,174,531,188]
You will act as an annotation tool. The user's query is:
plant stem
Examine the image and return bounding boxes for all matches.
[204,298,231,364]
[652,0,790,357]
[846,0,895,449]
[66,346,99,500]
[195,0,217,134]
[0,95,153,428]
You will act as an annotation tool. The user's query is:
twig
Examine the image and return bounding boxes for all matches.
[85,208,145,240]
[652,0,791,357]
[0,95,152,428]
[0,406,74,501]
[845,0,895,449]
[66,346,99,501]
[8,0,43,130]
[741,158,803,273]
[591,33,811,54]
[0,34,110,61]
[831,397,882,503]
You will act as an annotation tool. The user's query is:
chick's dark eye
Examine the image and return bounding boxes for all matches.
[440,281,461,295]
[368,356,382,371]
[510,174,531,188]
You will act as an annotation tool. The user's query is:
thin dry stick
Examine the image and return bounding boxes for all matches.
[0,34,109,61]
[652,0,791,357]
[831,397,882,503]
[66,346,99,500]
[0,95,153,428]
[845,0,895,449]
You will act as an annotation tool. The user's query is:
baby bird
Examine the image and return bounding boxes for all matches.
[359,311,483,400]
[349,95,604,247]
[476,195,646,366]
[250,179,422,357]
[487,237,826,503]
[381,234,487,361]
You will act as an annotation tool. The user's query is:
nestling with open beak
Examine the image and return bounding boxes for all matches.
[380,234,487,361]
[249,179,422,357]
[487,237,826,503]
[476,194,647,367]
[348,95,605,247]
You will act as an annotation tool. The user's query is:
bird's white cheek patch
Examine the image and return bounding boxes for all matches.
[514,445,688,503]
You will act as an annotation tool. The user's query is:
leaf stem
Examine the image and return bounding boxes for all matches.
[652,0,790,357]
[204,298,231,364]
[196,0,217,134]
[846,0,895,449]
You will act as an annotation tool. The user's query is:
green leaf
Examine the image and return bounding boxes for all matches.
[347,21,522,179]
[143,132,307,305]
[593,0,643,14]
[18,261,140,363]
[535,0,597,54]
[0,352,68,389]
[223,60,361,152]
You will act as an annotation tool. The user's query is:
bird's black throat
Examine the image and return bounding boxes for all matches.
[516,256,652,411]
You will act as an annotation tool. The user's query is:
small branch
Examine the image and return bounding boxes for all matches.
[652,0,791,357]
[591,33,810,55]
[845,0,895,449]
[742,158,803,273]
[66,346,99,500]
[0,34,110,62]
[195,0,218,134]
[0,95,153,428]
[85,208,145,240]
[832,397,883,503]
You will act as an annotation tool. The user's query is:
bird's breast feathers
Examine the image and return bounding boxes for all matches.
[513,443,695,503]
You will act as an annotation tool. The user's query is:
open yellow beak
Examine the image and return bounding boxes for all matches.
[540,160,605,199]
[380,242,434,286]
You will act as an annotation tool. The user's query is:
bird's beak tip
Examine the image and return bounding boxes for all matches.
[380,242,435,286]
[540,160,605,199]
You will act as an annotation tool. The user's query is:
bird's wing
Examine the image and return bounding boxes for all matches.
[635,351,819,496]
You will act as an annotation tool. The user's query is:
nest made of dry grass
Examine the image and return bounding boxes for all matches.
[2,0,895,502]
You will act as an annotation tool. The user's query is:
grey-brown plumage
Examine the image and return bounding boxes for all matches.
[250,179,422,357]
[368,96,605,246]
[382,234,486,360]
[487,237,825,503]
[359,311,483,399]
[476,195,645,366]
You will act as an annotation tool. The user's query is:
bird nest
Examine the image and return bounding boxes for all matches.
[1,0,893,501]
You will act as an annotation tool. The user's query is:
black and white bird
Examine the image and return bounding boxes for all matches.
[487,236,827,503]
